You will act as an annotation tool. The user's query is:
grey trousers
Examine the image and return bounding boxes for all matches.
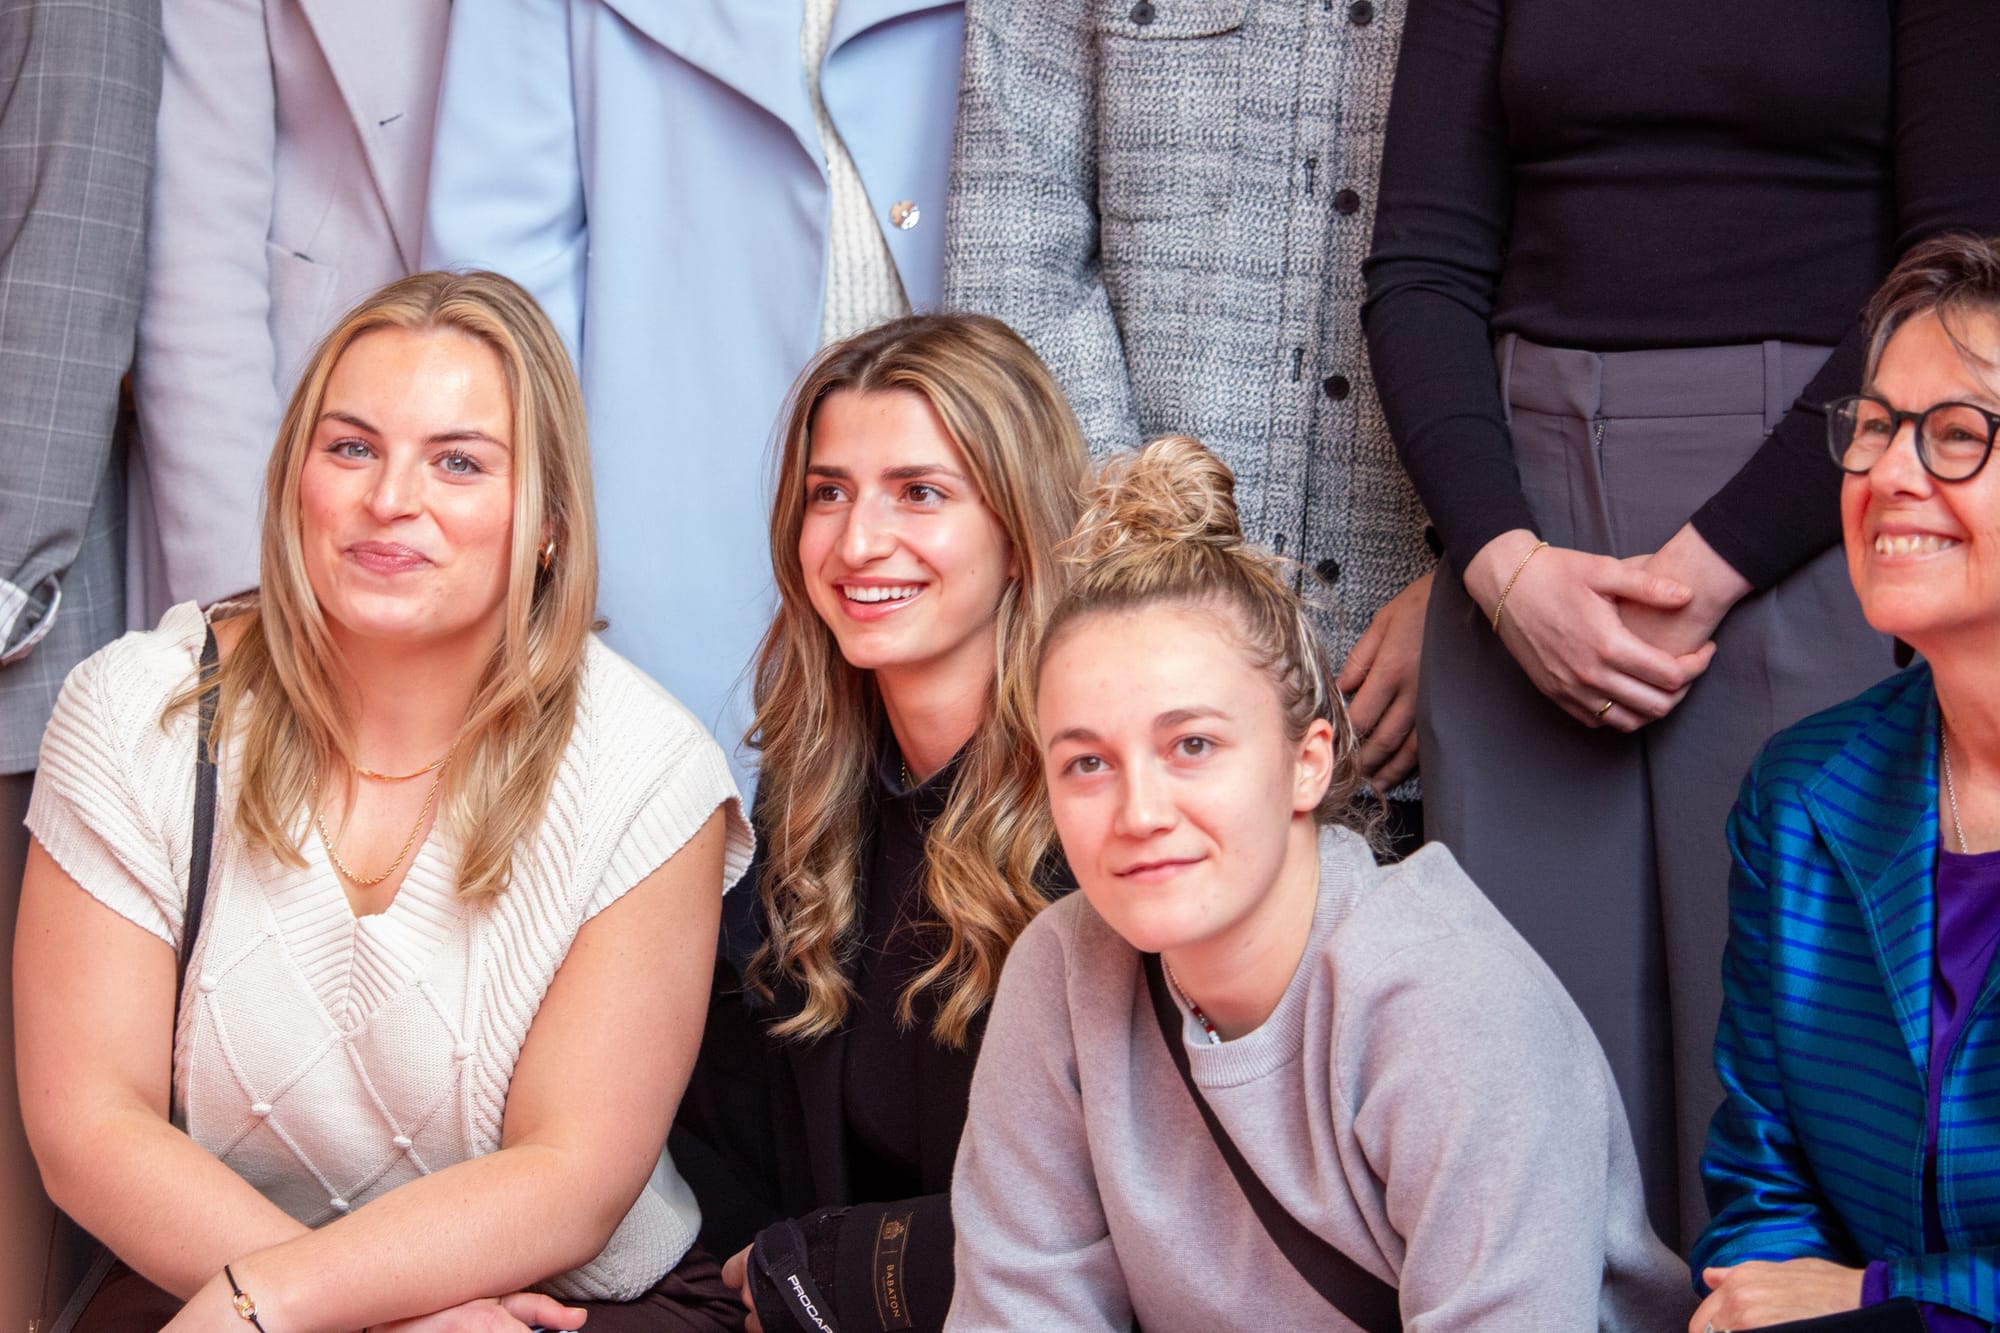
[1418,336,1896,1251]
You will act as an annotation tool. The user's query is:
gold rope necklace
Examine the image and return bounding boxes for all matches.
[310,761,448,887]
[351,752,451,783]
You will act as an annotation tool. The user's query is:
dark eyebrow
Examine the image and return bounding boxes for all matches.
[804,462,969,483]
[319,410,507,450]
[428,428,509,450]
[1045,707,1231,750]
[881,464,968,483]
[1156,706,1230,729]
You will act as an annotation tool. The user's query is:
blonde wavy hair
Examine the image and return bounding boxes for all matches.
[173,270,598,901]
[1039,435,1378,836]
[749,313,1088,1047]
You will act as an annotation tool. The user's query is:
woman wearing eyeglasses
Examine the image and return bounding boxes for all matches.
[1363,0,2000,1249]
[1690,235,2000,1333]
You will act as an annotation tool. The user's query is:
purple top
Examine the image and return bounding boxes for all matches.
[1861,847,2000,1330]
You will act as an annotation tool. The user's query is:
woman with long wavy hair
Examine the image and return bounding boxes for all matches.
[672,312,1087,1333]
[18,270,752,1331]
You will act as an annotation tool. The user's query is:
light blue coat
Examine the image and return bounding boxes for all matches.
[424,0,963,787]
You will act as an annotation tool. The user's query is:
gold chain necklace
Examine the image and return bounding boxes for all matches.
[310,763,446,888]
[351,752,451,783]
[1943,722,1970,854]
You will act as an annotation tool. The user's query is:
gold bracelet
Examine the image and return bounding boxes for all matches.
[1489,539,1550,633]
[223,1264,268,1331]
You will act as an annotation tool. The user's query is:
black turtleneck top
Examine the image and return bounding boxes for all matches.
[1363,0,2000,587]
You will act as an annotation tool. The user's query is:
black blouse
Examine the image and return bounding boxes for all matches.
[672,740,1067,1333]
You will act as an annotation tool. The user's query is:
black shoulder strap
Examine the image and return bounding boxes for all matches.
[174,625,221,1034]
[1143,953,1401,1333]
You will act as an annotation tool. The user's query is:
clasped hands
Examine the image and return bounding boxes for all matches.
[1467,526,1752,732]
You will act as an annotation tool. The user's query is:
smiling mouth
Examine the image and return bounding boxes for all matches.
[1115,856,1203,879]
[843,584,923,604]
[1874,534,1960,556]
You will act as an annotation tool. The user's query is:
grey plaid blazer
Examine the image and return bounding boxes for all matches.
[0,0,160,772]
[944,0,1434,667]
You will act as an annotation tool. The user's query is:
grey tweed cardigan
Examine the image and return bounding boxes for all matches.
[943,0,1434,666]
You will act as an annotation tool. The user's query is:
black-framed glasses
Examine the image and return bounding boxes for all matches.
[1827,394,2000,482]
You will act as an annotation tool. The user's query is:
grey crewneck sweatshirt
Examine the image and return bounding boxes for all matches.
[947,826,1691,1330]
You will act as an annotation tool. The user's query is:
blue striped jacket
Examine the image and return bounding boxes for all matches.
[1694,662,2000,1320]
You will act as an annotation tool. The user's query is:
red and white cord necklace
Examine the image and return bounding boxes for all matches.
[1162,959,1222,1046]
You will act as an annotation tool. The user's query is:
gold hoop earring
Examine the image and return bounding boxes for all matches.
[538,538,558,571]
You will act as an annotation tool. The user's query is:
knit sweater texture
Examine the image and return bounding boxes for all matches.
[947,826,1690,1330]
[27,601,753,1300]
[804,0,910,345]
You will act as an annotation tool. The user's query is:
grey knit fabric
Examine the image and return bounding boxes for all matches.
[944,0,1434,665]
[947,827,1691,1330]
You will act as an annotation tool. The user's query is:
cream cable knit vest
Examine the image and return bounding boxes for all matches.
[27,603,751,1300]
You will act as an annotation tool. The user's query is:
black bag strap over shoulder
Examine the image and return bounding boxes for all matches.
[1143,952,1401,1333]
[174,623,221,1036]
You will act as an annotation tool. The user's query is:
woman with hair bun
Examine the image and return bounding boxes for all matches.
[946,436,1688,1330]
[671,313,1088,1333]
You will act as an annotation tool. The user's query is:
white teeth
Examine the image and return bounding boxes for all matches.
[844,584,922,603]
[1874,534,1959,556]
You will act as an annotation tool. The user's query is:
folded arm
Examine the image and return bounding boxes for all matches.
[20,808,727,1331]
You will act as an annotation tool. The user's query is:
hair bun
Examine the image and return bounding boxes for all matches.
[1066,435,1243,566]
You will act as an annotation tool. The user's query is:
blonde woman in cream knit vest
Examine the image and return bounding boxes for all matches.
[17,272,752,1332]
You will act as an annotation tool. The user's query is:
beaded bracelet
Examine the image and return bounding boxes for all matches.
[224,1264,268,1332]
[1489,539,1549,634]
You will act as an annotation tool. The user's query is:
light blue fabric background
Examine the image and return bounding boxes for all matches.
[425,0,963,791]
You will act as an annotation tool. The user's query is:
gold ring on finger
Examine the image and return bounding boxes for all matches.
[1594,699,1614,721]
